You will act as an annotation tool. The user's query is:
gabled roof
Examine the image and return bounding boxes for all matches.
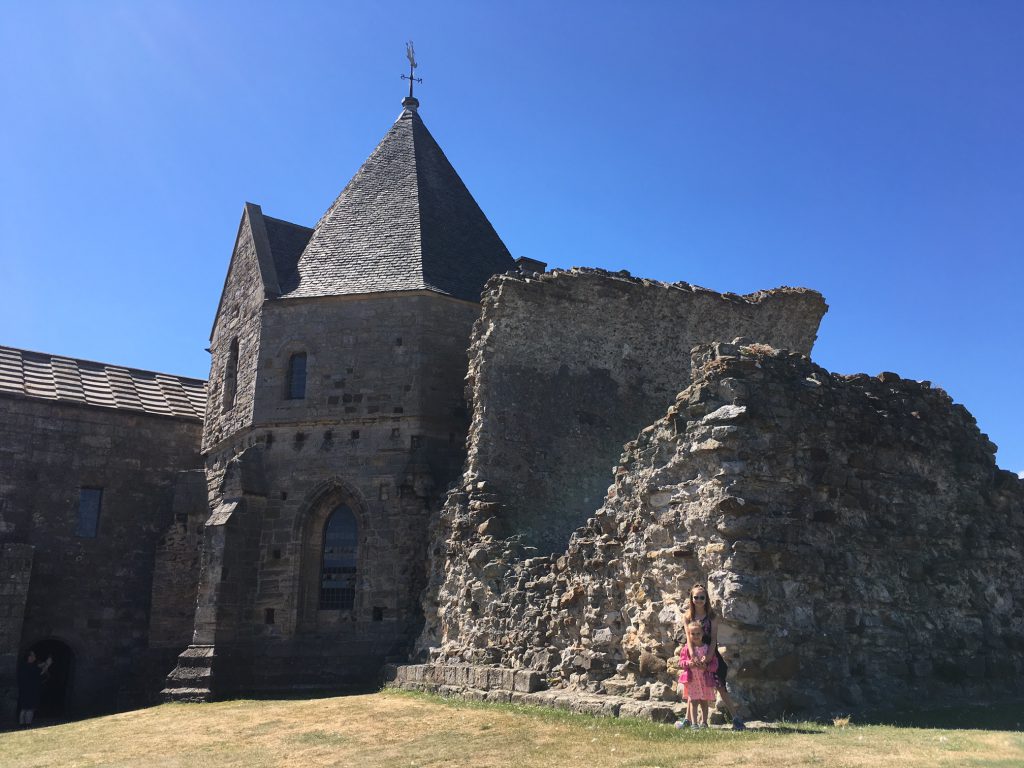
[0,345,207,420]
[209,203,283,341]
[275,103,514,302]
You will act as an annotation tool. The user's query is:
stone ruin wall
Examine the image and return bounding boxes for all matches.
[449,268,827,555]
[579,343,1021,717]
[403,271,1024,720]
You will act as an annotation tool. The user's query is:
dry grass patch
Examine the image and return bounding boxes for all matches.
[0,689,1021,768]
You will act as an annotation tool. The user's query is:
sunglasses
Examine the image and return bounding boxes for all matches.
[691,594,707,601]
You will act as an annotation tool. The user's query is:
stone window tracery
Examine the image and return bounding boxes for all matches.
[319,504,357,610]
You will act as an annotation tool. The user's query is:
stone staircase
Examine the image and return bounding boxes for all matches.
[161,645,215,702]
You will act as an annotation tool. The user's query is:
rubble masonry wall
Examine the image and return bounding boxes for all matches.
[455,268,827,555]
[414,330,1023,718]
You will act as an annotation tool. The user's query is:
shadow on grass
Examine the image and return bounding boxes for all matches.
[384,689,827,737]
[742,725,823,735]
[239,683,380,702]
[0,684,381,734]
[856,700,1024,732]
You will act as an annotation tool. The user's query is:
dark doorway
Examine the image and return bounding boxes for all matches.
[27,638,74,719]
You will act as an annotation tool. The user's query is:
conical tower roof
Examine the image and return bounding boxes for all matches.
[278,102,513,301]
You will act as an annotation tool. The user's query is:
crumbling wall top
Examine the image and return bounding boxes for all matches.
[461,266,827,553]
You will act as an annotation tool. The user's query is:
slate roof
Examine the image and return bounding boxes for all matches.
[0,345,207,420]
[274,105,514,302]
[263,214,313,295]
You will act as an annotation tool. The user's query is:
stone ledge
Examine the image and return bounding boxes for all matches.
[386,664,681,722]
[161,686,212,703]
[386,662,544,693]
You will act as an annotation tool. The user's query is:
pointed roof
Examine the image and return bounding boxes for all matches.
[277,104,514,302]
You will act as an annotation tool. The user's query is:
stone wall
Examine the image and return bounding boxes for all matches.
[203,207,268,452]
[454,268,826,555]
[414,341,1024,718]
[0,395,203,718]
[0,543,33,718]
[417,268,826,654]
[148,470,209,649]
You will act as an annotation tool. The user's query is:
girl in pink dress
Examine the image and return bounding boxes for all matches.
[678,620,719,728]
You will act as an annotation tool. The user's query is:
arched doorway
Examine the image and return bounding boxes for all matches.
[27,638,74,719]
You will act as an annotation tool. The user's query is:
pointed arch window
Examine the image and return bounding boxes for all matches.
[286,352,307,400]
[222,338,239,412]
[320,505,357,610]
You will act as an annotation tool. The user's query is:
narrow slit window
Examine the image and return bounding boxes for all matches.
[319,505,357,611]
[286,352,307,400]
[76,488,103,538]
[222,338,239,411]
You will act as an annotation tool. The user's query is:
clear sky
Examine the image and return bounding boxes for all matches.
[1,2,1021,474]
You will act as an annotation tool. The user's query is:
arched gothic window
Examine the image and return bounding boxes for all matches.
[286,352,307,400]
[319,505,357,610]
[222,338,239,411]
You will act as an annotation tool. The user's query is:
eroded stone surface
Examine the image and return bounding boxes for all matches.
[448,268,827,556]
[415,341,1024,718]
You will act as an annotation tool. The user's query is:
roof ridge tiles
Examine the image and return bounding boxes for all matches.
[0,344,207,420]
[0,344,206,384]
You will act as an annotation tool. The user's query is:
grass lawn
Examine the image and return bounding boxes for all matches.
[1,689,1022,768]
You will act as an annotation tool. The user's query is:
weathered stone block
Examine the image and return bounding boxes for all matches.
[513,669,542,693]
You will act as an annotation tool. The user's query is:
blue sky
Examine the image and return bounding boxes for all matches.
[1,2,1021,473]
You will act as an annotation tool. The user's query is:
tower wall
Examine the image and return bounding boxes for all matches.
[170,292,478,695]
[203,211,267,452]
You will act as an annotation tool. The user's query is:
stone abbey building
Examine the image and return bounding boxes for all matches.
[3,93,1021,723]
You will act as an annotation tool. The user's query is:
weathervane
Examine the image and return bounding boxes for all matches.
[400,41,422,102]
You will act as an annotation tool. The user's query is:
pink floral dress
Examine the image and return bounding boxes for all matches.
[678,643,718,702]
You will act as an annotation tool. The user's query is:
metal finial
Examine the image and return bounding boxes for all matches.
[400,40,422,107]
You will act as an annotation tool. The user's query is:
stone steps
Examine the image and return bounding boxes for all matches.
[162,644,216,703]
[161,686,212,703]
[165,665,212,684]
[175,645,216,664]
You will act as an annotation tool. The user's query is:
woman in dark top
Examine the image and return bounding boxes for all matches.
[17,650,52,727]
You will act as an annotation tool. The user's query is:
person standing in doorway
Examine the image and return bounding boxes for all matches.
[17,650,52,727]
